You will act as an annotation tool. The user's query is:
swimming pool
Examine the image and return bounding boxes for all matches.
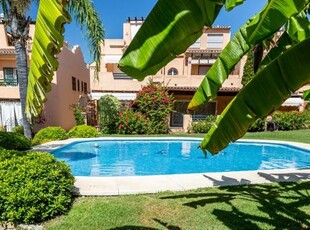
[51,138,310,177]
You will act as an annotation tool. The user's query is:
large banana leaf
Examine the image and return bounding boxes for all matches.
[119,0,223,80]
[304,89,310,100]
[25,0,71,119]
[201,37,310,154]
[259,8,310,70]
[188,0,309,110]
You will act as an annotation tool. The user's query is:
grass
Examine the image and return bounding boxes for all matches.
[100,129,310,144]
[243,129,310,144]
[44,130,310,230]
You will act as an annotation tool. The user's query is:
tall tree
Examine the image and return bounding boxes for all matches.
[241,50,254,86]
[0,0,104,139]
[118,0,310,154]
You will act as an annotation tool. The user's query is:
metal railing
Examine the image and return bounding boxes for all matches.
[0,78,18,86]
[113,73,132,80]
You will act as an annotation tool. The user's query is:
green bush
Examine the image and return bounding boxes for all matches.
[67,125,99,138]
[116,109,150,134]
[71,104,85,125]
[32,126,68,146]
[12,125,24,135]
[190,115,217,133]
[273,111,307,131]
[303,110,310,129]
[0,149,74,225]
[248,118,266,132]
[0,131,31,151]
[98,95,120,134]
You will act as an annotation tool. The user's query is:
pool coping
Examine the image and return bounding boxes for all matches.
[32,137,310,196]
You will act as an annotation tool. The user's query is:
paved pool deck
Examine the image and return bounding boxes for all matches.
[32,137,310,196]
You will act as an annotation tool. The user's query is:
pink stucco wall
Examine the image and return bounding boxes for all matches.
[35,45,90,131]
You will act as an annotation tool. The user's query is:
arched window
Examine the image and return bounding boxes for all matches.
[167,68,178,75]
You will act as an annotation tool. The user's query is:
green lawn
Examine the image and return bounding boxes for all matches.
[45,130,310,230]
[243,129,310,144]
[101,129,310,144]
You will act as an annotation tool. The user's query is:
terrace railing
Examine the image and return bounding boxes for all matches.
[0,78,18,86]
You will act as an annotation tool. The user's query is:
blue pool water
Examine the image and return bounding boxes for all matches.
[51,139,310,177]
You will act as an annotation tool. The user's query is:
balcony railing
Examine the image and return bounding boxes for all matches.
[0,78,18,86]
[113,73,132,80]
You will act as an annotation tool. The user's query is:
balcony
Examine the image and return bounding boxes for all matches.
[0,78,18,86]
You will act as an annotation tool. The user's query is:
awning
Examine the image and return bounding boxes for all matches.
[282,97,304,107]
[90,92,136,100]
[103,55,122,64]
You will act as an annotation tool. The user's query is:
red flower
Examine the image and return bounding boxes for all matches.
[162,98,170,103]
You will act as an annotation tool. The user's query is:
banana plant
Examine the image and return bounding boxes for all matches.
[119,0,310,154]
[26,0,104,119]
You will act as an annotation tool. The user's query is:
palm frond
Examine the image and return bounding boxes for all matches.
[67,0,104,79]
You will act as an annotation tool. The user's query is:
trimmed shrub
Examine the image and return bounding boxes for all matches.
[248,118,266,132]
[98,95,120,134]
[190,115,217,133]
[0,149,74,225]
[116,109,150,134]
[0,131,31,151]
[32,126,68,146]
[273,111,307,131]
[12,125,24,135]
[67,125,98,138]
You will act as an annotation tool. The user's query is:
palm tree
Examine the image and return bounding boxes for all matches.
[119,0,310,154]
[0,0,104,139]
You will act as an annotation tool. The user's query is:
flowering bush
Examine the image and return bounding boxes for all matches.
[116,109,150,134]
[130,81,174,134]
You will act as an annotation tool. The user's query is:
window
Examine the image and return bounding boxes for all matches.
[190,38,201,49]
[2,68,18,86]
[72,77,76,91]
[83,82,87,94]
[168,68,178,75]
[192,101,216,120]
[3,68,17,79]
[77,79,80,91]
[207,34,223,48]
[198,65,211,75]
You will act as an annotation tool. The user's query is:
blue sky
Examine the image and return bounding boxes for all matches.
[30,0,266,63]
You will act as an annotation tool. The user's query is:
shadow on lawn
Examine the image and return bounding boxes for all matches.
[108,219,181,230]
[161,177,310,230]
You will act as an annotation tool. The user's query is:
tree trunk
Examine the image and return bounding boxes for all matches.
[15,42,32,139]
